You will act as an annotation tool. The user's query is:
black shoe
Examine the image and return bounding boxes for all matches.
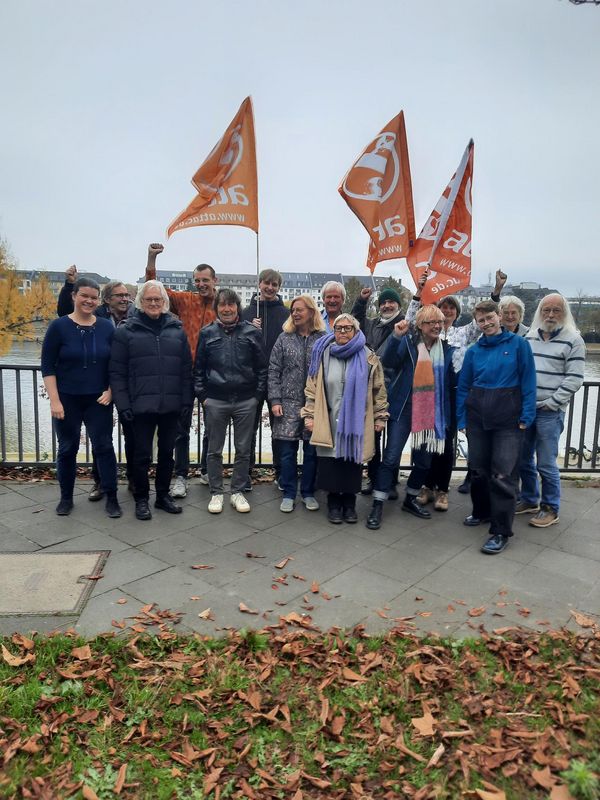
[135,499,152,521]
[88,483,104,502]
[105,496,122,519]
[388,486,399,501]
[343,506,358,524]
[481,534,509,555]
[366,500,384,530]
[463,514,490,527]
[327,507,343,524]
[155,495,183,514]
[402,495,431,519]
[56,499,73,516]
[457,477,471,494]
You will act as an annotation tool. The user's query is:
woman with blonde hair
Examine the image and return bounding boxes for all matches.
[366,305,457,530]
[302,313,388,524]
[269,295,326,512]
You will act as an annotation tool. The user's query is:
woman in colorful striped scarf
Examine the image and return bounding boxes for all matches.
[366,305,457,531]
[301,314,389,524]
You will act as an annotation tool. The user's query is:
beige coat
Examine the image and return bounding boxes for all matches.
[301,349,389,462]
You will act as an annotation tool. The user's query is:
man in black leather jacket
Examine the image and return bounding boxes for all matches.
[194,289,267,514]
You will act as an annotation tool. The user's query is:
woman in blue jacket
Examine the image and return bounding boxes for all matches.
[366,305,457,530]
[42,278,119,518]
[457,300,536,555]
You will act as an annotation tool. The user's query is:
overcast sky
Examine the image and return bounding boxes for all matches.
[1,0,599,294]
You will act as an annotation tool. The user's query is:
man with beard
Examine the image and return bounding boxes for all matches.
[194,289,267,514]
[321,281,346,333]
[352,286,404,495]
[517,294,585,528]
[146,243,217,497]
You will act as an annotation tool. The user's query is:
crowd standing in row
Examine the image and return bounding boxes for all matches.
[41,249,586,555]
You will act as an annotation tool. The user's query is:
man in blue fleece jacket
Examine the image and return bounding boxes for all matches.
[457,300,536,555]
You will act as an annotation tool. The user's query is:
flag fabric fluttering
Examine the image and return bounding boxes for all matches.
[167,96,258,238]
[339,111,416,273]
[407,140,474,304]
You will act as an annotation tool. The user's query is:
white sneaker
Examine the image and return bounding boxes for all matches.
[302,496,320,511]
[170,476,187,498]
[198,472,209,486]
[208,494,224,514]
[280,498,294,513]
[230,492,251,513]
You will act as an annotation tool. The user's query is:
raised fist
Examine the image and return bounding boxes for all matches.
[360,287,372,300]
[394,319,409,337]
[65,265,77,283]
[148,243,164,257]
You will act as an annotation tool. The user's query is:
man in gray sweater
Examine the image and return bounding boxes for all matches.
[518,294,586,527]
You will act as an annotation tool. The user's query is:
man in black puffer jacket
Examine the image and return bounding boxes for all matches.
[194,289,267,515]
[241,268,290,486]
[110,281,193,521]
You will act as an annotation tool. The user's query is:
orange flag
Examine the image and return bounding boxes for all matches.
[407,140,474,304]
[167,97,258,237]
[339,111,416,273]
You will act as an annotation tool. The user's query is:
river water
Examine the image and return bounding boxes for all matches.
[1,340,599,463]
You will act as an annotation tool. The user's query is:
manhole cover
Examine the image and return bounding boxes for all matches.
[0,552,109,616]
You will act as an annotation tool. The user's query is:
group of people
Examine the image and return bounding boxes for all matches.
[41,250,586,555]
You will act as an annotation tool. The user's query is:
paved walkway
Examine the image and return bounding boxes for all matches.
[1,477,599,638]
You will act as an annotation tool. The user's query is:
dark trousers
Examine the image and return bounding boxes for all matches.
[173,404,193,479]
[405,444,434,495]
[278,439,317,499]
[471,473,491,520]
[327,492,356,511]
[367,430,382,483]
[55,393,117,500]
[467,424,523,538]
[92,413,135,484]
[131,412,179,501]
[423,429,455,493]
[250,400,281,476]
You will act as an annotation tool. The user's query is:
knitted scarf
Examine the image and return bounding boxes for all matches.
[411,339,446,454]
[309,330,368,463]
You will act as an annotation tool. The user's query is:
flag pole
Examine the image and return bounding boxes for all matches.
[255,231,260,319]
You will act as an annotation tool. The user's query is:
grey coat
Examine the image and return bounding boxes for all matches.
[268,330,325,440]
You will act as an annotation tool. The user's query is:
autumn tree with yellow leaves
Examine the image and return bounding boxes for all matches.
[0,238,56,355]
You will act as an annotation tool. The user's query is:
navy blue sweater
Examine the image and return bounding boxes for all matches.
[41,316,114,395]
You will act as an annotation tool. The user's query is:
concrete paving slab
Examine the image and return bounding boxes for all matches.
[0,479,598,637]
[0,551,108,615]
[0,529,43,551]
[0,615,78,637]
[319,565,410,608]
[89,548,171,595]
[75,588,144,637]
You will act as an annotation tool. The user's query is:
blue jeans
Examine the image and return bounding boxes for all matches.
[278,439,317,499]
[373,408,412,500]
[55,393,117,500]
[520,409,564,513]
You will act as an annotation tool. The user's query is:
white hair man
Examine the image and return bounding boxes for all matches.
[517,294,585,527]
[321,281,346,333]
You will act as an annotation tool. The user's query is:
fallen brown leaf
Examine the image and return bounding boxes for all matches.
[114,763,127,794]
[411,711,436,737]
[1,644,35,667]
[310,580,319,593]
[190,564,215,570]
[239,602,259,615]
[274,556,293,569]
[71,644,92,660]
[198,608,214,620]
[571,609,596,628]
[469,606,486,617]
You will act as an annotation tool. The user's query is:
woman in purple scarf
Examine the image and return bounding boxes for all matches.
[301,314,389,523]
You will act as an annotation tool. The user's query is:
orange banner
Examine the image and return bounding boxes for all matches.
[167,97,258,237]
[339,111,415,273]
[407,140,474,303]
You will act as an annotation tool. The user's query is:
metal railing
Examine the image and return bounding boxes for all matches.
[0,363,599,472]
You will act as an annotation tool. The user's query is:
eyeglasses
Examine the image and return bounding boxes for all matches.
[334,325,354,333]
[421,320,442,326]
[142,297,163,305]
[111,293,130,299]
[541,307,563,315]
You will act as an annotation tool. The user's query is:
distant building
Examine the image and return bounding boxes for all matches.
[11,270,111,298]
[137,270,397,310]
